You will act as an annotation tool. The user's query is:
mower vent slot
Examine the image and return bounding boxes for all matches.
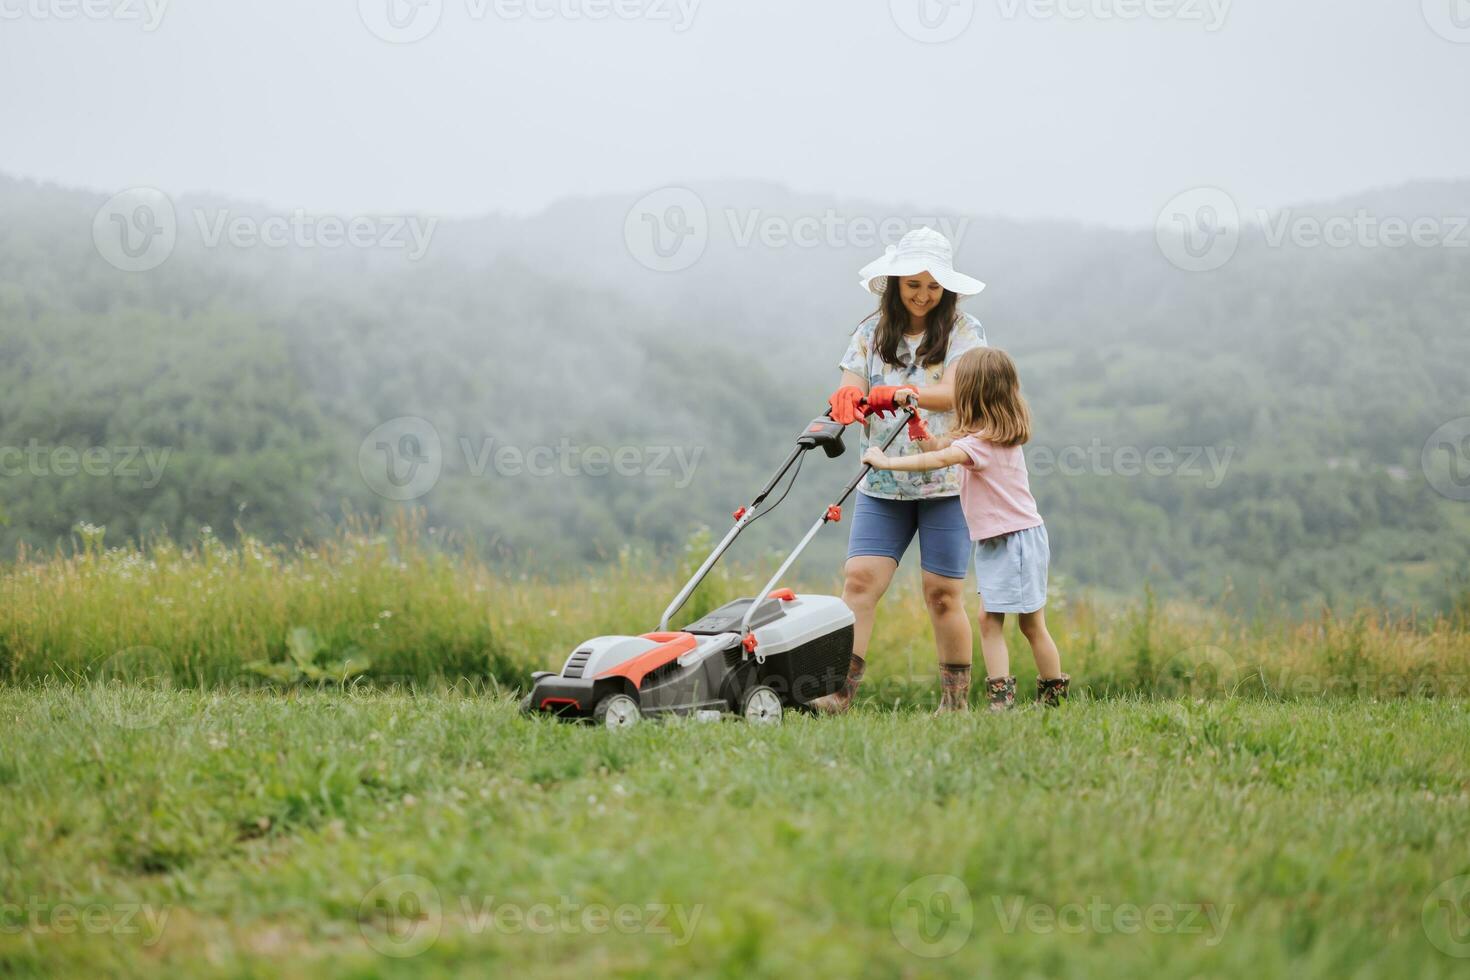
[563,649,592,679]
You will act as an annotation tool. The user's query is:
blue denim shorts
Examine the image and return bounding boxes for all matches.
[973,524,1049,613]
[846,491,971,580]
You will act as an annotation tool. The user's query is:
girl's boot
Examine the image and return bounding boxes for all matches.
[935,664,971,713]
[812,654,866,714]
[1037,674,1071,707]
[985,675,1016,712]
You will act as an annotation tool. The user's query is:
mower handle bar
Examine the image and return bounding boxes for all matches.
[658,402,917,634]
[736,406,916,641]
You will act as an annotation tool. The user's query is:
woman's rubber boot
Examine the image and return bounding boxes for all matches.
[811,654,867,715]
[985,675,1016,712]
[935,664,972,714]
[1037,674,1071,707]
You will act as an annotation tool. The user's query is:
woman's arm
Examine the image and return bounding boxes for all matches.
[896,360,960,412]
[862,445,970,473]
[839,369,868,395]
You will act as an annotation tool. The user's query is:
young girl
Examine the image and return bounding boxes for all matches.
[863,347,1070,710]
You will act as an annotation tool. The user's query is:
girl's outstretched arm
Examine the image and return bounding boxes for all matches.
[862,445,970,473]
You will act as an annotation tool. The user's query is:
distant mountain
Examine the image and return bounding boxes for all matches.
[2,173,1468,610]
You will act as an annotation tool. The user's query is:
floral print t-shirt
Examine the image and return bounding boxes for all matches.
[838,312,988,500]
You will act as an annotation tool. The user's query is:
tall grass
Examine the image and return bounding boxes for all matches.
[2,515,1468,701]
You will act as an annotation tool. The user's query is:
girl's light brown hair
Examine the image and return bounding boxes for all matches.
[953,347,1031,448]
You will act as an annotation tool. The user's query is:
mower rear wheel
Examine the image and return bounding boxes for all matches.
[741,686,783,725]
[593,693,641,730]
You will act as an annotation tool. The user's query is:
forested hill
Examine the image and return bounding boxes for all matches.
[2,174,1468,611]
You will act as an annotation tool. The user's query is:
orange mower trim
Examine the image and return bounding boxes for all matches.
[594,632,699,687]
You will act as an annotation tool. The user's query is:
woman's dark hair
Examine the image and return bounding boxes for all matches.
[861,276,960,370]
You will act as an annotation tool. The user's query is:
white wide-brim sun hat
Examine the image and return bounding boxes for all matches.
[858,226,985,298]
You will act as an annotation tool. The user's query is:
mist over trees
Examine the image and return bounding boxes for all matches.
[2,175,1468,612]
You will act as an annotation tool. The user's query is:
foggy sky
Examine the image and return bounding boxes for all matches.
[2,0,1467,228]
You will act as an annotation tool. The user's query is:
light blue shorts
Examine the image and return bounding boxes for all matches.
[846,492,971,580]
[973,524,1049,614]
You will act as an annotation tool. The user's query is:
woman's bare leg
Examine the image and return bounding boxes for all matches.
[812,556,899,713]
[921,570,971,668]
[844,556,899,662]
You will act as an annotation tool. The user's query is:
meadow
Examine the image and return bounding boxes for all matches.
[4,518,1470,700]
[3,523,1470,977]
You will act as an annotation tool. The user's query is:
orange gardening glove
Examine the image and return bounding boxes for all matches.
[828,385,867,425]
[906,413,931,441]
[866,385,918,418]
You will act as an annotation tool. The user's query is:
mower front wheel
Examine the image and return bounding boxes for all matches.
[593,693,641,731]
[741,686,783,726]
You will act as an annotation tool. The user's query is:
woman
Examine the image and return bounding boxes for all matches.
[813,227,987,714]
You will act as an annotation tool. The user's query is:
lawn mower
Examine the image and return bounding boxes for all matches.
[522,405,917,729]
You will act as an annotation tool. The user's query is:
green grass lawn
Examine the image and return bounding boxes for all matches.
[3,686,1469,978]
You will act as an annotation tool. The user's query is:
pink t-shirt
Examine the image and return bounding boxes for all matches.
[951,435,1044,542]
